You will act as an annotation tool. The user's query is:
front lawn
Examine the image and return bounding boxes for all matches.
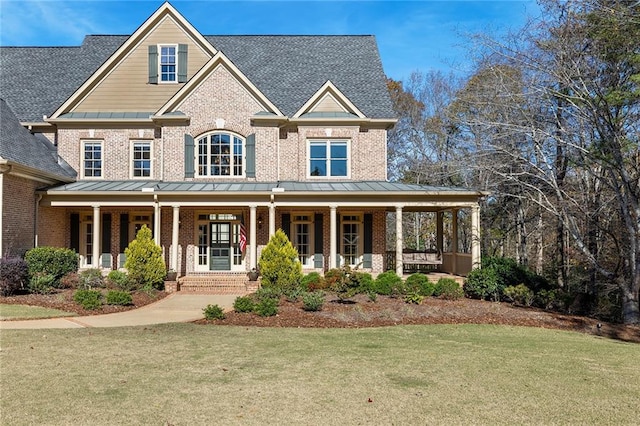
[1,324,638,424]
[0,304,76,320]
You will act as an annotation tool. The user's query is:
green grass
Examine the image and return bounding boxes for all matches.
[1,324,638,425]
[0,304,76,320]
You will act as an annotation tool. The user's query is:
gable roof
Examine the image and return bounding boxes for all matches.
[1,33,394,122]
[0,99,75,180]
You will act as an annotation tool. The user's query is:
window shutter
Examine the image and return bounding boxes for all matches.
[245,133,256,178]
[178,44,188,83]
[70,213,80,253]
[314,213,324,268]
[184,134,195,178]
[119,214,129,253]
[363,213,373,268]
[148,45,158,84]
[336,214,341,266]
[101,213,112,254]
[282,213,291,240]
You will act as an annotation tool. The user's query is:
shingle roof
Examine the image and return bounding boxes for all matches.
[1,34,394,122]
[0,99,76,179]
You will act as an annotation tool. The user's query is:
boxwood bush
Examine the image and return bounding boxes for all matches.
[203,304,225,320]
[25,246,78,287]
[404,273,435,297]
[105,290,133,306]
[233,296,255,313]
[374,271,402,296]
[73,289,103,310]
[434,278,463,300]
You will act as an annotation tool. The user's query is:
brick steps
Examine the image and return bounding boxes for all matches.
[177,273,260,294]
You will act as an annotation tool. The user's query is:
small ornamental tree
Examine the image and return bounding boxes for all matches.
[124,225,166,290]
[258,229,302,291]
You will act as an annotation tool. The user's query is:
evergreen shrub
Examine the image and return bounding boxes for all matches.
[302,291,325,311]
[405,273,434,297]
[73,289,103,310]
[233,296,255,313]
[28,273,56,294]
[203,304,225,320]
[25,246,78,287]
[254,298,278,317]
[79,268,104,289]
[434,278,463,300]
[124,225,166,290]
[106,270,131,290]
[258,229,302,292]
[105,290,133,305]
[374,271,402,295]
[301,272,328,291]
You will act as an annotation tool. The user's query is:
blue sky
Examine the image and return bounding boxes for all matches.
[0,0,541,81]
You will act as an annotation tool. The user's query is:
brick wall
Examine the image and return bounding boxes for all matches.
[2,175,37,256]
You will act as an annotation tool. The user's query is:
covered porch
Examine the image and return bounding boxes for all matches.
[36,181,484,281]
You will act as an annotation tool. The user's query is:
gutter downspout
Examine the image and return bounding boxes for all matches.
[34,193,43,247]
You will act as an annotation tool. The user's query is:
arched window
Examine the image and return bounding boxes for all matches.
[196,132,244,177]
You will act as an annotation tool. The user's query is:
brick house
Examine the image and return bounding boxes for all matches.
[1,2,483,289]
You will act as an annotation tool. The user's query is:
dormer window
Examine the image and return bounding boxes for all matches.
[160,45,177,82]
[148,44,188,84]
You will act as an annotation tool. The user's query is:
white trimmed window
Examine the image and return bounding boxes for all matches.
[160,45,177,83]
[196,132,244,177]
[308,140,349,178]
[131,141,152,178]
[82,141,103,178]
[292,214,314,267]
[341,214,362,266]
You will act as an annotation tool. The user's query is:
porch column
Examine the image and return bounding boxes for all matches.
[92,205,100,268]
[329,204,338,269]
[171,205,180,271]
[436,211,444,253]
[269,203,276,237]
[249,205,257,269]
[451,208,459,275]
[471,204,481,269]
[395,205,403,276]
[153,200,160,246]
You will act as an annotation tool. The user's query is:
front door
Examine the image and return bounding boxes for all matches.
[210,222,231,270]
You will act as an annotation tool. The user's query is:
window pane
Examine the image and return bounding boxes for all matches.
[310,144,326,159]
[310,160,326,176]
[330,160,347,176]
[330,143,347,159]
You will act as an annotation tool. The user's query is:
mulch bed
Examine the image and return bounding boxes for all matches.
[198,293,640,343]
[3,289,639,343]
[1,289,167,317]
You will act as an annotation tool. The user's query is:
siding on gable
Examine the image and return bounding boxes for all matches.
[73,17,211,113]
[311,95,346,113]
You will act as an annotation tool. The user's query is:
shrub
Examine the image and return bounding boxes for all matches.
[78,268,104,289]
[258,229,302,292]
[254,286,282,302]
[25,246,78,286]
[254,298,278,317]
[28,273,56,294]
[59,272,80,289]
[284,287,303,302]
[105,290,133,305]
[503,284,534,306]
[374,271,402,295]
[0,256,28,296]
[301,272,327,291]
[328,266,362,301]
[124,225,166,290]
[106,270,131,290]
[203,304,225,320]
[302,291,325,311]
[405,273,434,297]
[434,278,463,300]
[483,256,551,293]
[354,272,375,294]
[367,291,378,302]
[404,292,424,305]
[463,268,501,301]
[73,289,103,310]
[233,296,255,313]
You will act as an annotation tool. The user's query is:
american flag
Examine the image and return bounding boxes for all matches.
[239,221,247,253]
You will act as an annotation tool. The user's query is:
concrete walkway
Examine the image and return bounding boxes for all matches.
[0,293,239,330]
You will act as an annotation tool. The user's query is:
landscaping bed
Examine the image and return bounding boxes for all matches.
[200,292,640,343]
[0,289,167,317]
